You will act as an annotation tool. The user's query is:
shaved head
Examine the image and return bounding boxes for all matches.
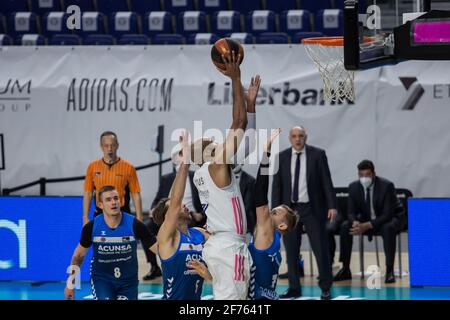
[289,126,307,151]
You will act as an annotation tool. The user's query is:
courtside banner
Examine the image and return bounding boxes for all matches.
[0,46,450,208]
[0,196,92,282]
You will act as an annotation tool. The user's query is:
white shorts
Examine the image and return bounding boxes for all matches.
[203,234,252,300]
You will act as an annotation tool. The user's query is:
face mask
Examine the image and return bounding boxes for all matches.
[360,177,372,189]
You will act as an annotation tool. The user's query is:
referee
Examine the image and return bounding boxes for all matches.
[82,131,143,224]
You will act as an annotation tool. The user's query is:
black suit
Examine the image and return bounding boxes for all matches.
[272,145,337,292]
[340,176,401,269]
[236,169,256,234]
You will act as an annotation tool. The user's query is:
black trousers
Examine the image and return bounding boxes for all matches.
[339,218,400,269]
[327,216,343,265]
[283,203,333,292]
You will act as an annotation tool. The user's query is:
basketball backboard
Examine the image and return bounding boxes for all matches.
[343,0,450,70]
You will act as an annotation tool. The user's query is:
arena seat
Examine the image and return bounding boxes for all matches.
[143,11,173,36]
[198,0,228,14]
[96,0,130,15]
[256,32,289,44]
[0,0,30,15]
[76,12,107,36]
[315,9,343,36]
[110,12,140,37]
[229,0,262,14]
[42,12,70,37]
[130,0,162,13]
[84,34,116,45]
[63,0,95,11]
[17,34,46,45]
[176,11,207,37]
[0,34,13,45]
[31,0,63,15]
[50,33,82,45]
[152,33,184,44]
[8,12,40,37]
[187,32,218,44]
[246,10,276,36]
[265,0,299,12]
[280,10,312,36]
[227,32,254,44]
[211,11,241,36]
[163,0,195,15]
[119,33,149,44]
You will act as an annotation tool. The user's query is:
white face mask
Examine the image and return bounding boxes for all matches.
[359,177,373,189]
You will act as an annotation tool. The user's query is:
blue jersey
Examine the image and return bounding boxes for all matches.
[248,231,282,300]
[160,228,205,300]
[91,213,138,283]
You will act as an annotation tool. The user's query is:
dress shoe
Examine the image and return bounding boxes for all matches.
[333,267,352,281]
[385,271,396,284]
[142,266,162,281]
[321,290,332,300]
[279,288,302,299]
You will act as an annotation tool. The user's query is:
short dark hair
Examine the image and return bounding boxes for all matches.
[357,160,375,173]
[100,131,118,144]
[98,185,117,202]
[153,198,170,226]
[280,205,299,233]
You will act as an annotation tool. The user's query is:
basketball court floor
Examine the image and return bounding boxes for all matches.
[2,248,449,300]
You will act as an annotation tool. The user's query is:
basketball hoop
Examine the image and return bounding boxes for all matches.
[302,36,355,103]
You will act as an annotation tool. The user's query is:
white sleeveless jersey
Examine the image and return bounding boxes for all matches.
[194,162,247,235]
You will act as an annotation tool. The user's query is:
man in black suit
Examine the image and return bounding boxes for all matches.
[272,126,337,300]
[333,160,400,284]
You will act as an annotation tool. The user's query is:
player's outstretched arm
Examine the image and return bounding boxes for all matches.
[64,244,89,300]
[254,129,281,236]
[214,51,247,166]
[158,130,190,244]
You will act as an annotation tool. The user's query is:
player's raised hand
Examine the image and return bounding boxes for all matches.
[217,50,241,80]
[179,129,191,165]
[188,260,213,281]
[64,287,75,300]
[264,128,281,154]
[246,75,261,107]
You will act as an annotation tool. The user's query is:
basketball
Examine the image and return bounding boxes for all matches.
[211,38,244,70]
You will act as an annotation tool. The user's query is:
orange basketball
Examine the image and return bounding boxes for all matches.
[211,38,244,70]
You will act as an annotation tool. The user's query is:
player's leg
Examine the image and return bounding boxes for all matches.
[116,281,139,300]
[91,277,115,300]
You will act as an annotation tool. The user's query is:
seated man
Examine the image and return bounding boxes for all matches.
[333,160,402,284]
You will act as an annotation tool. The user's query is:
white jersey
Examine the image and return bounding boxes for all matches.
[194,162,247,236]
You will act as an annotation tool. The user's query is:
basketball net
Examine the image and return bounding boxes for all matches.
[302,37,355,103]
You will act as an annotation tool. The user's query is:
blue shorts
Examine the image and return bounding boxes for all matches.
[91,278,138,300]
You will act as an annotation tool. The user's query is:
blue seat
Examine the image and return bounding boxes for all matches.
[152,33,184,44]
[84,34,116,45]
[143,11,172,36]
[63,0,95,11]
[177,11,207,37]
[43,12,71,37]
[130,0,162,13]
[187,32,218,44]
[256,32,288,44]
[315,9,343,36]
[119,33,149,44]
[198,0,228,14]
[110,12,140,37]
[245,10,276,36]
[50,33,82,45]
[8,12,40,37]
[31,0,63,15]
[211,11,241,36]
[96,0,130,14]
[17,34,46,45]
[265,0,298,12]
[0,34,13,45]
[300,0,332,14]
[280,10,311,36]
[227,32,253,44]
[292,31,323,43]
[0,0,30,15]
[76,12,107,36]
[230,0,261,14]
[163,0,195,15]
